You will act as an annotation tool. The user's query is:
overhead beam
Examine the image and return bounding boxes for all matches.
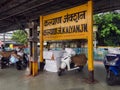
[15,0,88,20]
[0,0,56,21]
[0,24,19,33]
[0,0,29,14]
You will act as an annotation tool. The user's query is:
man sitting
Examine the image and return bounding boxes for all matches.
[10,50,23,70]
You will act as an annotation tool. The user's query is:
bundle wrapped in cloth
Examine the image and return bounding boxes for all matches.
[71,53,87,66]
[0,51,12,58]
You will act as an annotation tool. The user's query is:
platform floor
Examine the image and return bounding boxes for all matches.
[0,61,120,90]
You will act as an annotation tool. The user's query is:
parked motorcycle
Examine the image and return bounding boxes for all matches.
[58,48,87,76]
[104,48,120,85]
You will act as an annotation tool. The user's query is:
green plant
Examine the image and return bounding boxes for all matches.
[11,30,28,44]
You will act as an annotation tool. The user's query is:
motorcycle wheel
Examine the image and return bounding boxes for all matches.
[77,66,83,72]
[58,71,62,76]
[58,68,64,76]
[106,70,116,85]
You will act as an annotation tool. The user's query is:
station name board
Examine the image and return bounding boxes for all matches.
[42,3,89,40]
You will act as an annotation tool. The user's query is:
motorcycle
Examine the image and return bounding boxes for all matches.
[104,48,120,85]
[58,48,87,76]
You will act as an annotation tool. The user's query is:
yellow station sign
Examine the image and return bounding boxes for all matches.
[42,3,89,40]
[40,0,94,72]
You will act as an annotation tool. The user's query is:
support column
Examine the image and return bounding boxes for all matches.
[40,16,44,71]
[87,0,94,82]
[28,21,39,76]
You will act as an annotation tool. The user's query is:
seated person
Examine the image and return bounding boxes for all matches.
[9,50,21,64]
[17,48,24,57]
[10,50,27,70]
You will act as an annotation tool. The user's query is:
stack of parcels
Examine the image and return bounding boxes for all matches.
[43,50,64,72]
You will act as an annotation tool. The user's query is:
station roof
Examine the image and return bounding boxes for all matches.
[0,0,120,33]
